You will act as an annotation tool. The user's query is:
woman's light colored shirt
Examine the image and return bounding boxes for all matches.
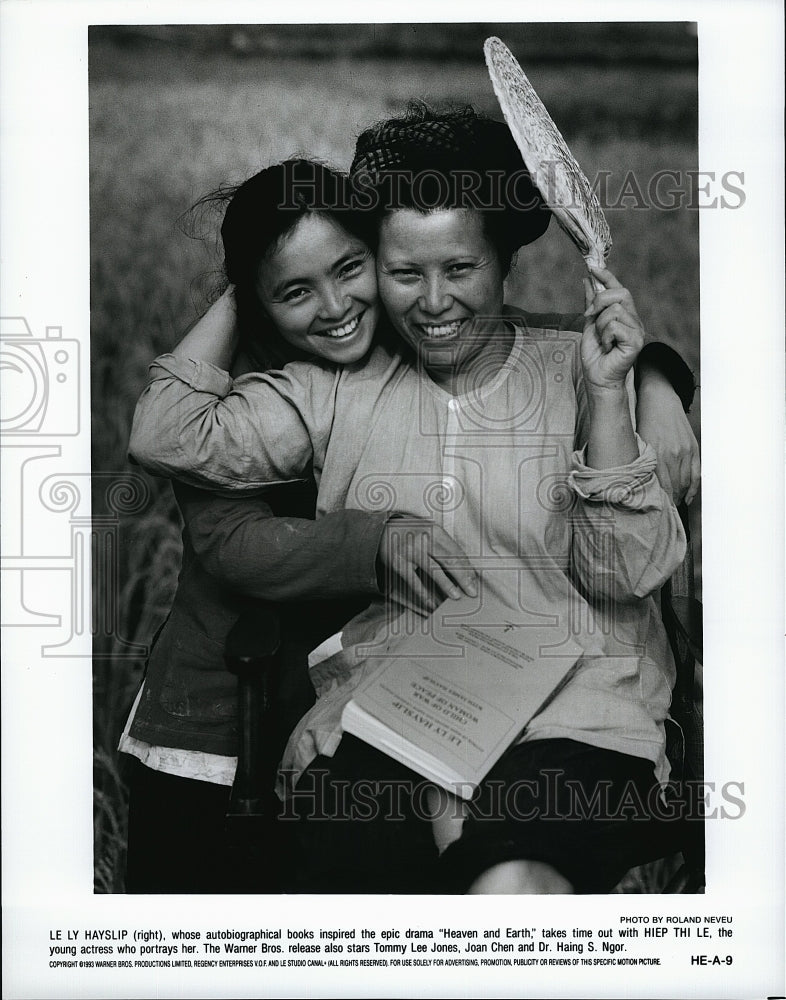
[129,321,685,783]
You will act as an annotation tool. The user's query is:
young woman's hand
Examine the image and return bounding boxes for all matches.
[581,265,645,391]
[636,372,701,504]
[171,284,240,369]
[377,515,478,617]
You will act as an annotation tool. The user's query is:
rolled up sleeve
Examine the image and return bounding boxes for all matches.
[568,435,687,601]
[128,353,336,492]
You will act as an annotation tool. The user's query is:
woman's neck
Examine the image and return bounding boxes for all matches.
[422,319,516,397]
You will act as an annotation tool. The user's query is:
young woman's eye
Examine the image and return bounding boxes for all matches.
[391,268,419,280]
[339,259,365,278]
[282,287,309,303]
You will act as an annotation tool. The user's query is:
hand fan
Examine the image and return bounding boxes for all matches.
[484,36,612,287]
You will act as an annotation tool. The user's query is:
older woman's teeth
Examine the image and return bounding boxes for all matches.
[422,321,462,338]
[324,314,361,338]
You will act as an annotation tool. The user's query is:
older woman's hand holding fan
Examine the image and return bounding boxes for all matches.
[485,36,699,498]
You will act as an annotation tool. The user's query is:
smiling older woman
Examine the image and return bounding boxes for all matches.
[130,105,697,894]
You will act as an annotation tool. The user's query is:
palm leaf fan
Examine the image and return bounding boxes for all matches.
[484,36,612,287]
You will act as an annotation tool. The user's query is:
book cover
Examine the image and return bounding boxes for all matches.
[341,590,587,798]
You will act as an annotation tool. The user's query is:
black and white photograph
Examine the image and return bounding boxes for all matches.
[95,20,705,898]
[2,3,783,998]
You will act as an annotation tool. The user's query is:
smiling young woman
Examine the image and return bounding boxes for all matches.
[254,213,379,365]
[122,159,475,892]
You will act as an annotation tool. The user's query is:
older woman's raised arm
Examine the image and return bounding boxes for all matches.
[569,266,687,600]
[524,305,700,505]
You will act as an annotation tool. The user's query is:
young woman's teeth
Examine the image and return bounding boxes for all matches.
[422,320,462,338]
[323,314,361,338]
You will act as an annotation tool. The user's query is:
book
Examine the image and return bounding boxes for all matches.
[340,590,587,799]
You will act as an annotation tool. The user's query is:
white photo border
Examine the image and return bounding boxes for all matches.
[1,2,783,998]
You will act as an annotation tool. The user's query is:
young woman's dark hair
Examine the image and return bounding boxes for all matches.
[193,159,373,369]
[350,102,551,275]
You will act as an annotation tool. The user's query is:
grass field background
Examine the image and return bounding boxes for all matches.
[90,25,700,893]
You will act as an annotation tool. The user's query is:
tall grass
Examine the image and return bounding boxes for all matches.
[92,489,182,891]
[90,35,699,893]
